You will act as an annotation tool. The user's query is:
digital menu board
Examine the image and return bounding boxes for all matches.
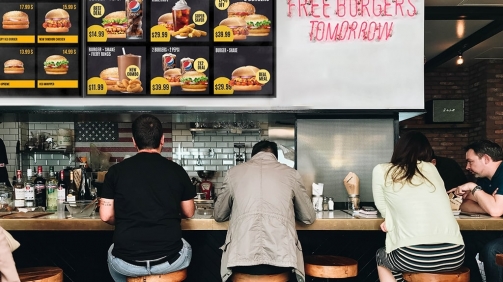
[0,0,276,98]
[0,1,80,96]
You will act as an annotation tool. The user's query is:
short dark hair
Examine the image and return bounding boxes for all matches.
[252,140,278,158]
[464,140,503,161]
[132,114,163,150]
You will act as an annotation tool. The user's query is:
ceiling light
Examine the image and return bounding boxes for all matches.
[456,55,464,65]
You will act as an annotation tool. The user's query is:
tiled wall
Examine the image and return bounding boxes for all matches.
[0,120,268,195]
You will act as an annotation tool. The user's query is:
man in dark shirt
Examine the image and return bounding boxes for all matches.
[100,114,195,282]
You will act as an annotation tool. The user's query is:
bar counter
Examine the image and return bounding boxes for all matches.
[2,210,503,231]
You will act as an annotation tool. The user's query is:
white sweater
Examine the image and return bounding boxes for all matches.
[372,161,464,253]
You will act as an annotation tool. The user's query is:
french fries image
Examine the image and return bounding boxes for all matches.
[172,23,207,38]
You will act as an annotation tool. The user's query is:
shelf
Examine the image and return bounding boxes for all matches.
[18,149,73,154]
[400,123,475,129]
[189,128,260,133]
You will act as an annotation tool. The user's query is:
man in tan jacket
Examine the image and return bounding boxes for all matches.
[214,140,315,282]
[0,226,20,282]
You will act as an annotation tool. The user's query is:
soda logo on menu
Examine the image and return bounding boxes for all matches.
[129,1,141,14]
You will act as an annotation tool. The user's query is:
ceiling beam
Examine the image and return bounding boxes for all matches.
[425,6,503,20]
[424,20,503,72]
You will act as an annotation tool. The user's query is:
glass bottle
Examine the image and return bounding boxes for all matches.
[13,170,25,208]
[0,182,12,211]
[57,170,67,217]
[34,166,46,208]
[322,197,329,211]
[67,170,76,202]
[328,197,334,211]
[78,164,91,200]
[46,166,58,212]
[24,168,35,207]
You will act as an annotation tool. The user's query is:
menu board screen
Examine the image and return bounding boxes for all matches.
[84,0,275,97]
[0,0,81,96]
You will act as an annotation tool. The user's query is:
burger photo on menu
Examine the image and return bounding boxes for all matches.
[219,17,248,40]
[229,66,262,91]
[42,8,71,33]
[100,67,120,91]
[245,14,271,36]
[43,55,69,75]
[2,11,29,29]
[228,2,255,17]
[164,68,182,87]
[4,59,24,74]
[158,13,174,35]
[180,71,208,92]
[102,11,127,39]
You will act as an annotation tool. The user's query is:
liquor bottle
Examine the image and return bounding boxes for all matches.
[57,170,67,202]
[67,170,76,202]
[34,166,46,208]
[13,170,25,208]
[24,168,35,208]
[78,164,91,200]
[46,166,58,212]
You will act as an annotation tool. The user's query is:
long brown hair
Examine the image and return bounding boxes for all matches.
[386,131,434,187]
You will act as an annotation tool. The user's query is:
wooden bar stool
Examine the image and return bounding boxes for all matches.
[304,255,358,280]
[127,268,187,282]
[18,267,63,282]
[496,254,503,266]
[231,272,290,282]
[402,266,470,282]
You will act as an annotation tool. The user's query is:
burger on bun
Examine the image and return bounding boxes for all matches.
[2,11,29,30]
[42,9,71,33]
[229,66,262,91]
[4,59,24,74]
[228,2,255,17]
[158,13,174,33]
[219,17,248,40]
[245,14,271,36]
[44,55,69,75]
[102,11,127,39]
[100,67,119,90]
[164,68,182,86]
[180,71,208,92]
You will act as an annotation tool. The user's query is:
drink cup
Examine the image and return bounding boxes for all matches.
[125,0,143,39]
[117,54,141,82]
[172,1,191,33]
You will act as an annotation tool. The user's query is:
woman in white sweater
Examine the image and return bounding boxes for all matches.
[372,131,465,282]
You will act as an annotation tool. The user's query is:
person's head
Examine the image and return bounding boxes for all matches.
[464,140,503,178]
[132,114,164,150]
[388,131,434,185]
[252,140,278,159]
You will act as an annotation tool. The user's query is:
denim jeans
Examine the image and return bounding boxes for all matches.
[480,237,503,282]
[107,238,192,282]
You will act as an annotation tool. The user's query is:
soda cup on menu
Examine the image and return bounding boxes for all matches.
[125,0,143,39]
[180,57,194,74]
[172,0,191,32]
[162,53,176,71]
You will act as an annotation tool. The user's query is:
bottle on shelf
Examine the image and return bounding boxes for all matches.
[13,170,25,208]
[67,170,76,202]
[34,166,46,208]
[328,197,334,211]
[78,163,91,200]
[322,197,329,211]
[57,170,67,218]
[46,166,58,212]
[24,168,35,208]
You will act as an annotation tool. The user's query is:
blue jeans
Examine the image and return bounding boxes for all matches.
[107,238,192,282]
[480,237,503,282]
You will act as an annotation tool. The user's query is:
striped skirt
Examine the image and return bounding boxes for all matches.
[376,243,465,282]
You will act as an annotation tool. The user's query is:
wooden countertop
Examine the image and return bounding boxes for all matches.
[1,211,502,231]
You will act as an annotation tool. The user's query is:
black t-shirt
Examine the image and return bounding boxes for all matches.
[435,156,468,190]
[101,152,195,261]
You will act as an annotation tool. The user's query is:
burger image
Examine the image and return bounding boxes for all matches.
[229,66,262,91]
[42,9,71,33]
[43,55,69,75]
[158,13,174,33]
[219,17,248,40]
[180,71,208,92]
[164,68,182,86]
[100,67,119,90]
[4,59,24,74]
[2,11,29,30]
[228,2,255,17]
[245,14,271,36]
[102,11,127,39]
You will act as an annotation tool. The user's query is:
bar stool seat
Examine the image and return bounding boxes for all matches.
[18,267,63,282]
[496,254,503,266]
[126,268,187,282]
[402,266,470,282]
[304,255,358,279]
[231,272,290,282]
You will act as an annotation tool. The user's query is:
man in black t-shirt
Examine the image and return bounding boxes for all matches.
[100,114,195,282]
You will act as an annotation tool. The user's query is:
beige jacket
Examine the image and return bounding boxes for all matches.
[214,152,316,282]
[0,227,20,282]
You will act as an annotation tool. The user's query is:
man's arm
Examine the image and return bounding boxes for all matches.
[180,199,195,218]
[453,182,503,217]
[99,198,115,225]
[292,172,315,224]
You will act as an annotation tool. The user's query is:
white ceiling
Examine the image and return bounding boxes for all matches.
[425,0,503,68]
